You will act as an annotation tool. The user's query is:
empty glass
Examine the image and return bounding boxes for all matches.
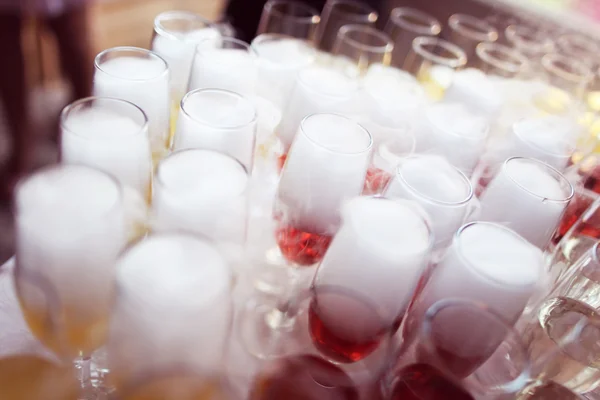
[476,42,529,78]
[331,25,393,77]
[257,0,321,40]
[505,24,554,60]
[404,37,467,100]
[315,0,378,52]
[384,7,441,68]
[446,14,498,67]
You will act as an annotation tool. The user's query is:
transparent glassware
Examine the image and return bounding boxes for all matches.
[257,0,321,41]
[240,113,372,359]
[478,157,574,249]
[59,97,152,242]
[518,381,584,399]
[556,33,600,69]
[403,36,467,101]
[93,47,170,163]
[107,232,233,399]
[315,0,378,52]
[384,299,531,399]
[331,25,393,78]
[446,13,498,68]
[150,10,220,145]
[505,24,555,58]
[475,42,529,78]
[188,37,258,99]
[14,165,126,400]
[172,88,257,171]
[384,7,441,68]
[384,155,474,250]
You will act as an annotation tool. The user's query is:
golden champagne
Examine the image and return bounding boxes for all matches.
[169,98,181,148]
[117,375,230,400]
[417,65,453,101]
[0,355,78,399]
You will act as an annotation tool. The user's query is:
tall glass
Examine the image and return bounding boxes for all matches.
[404,36,467,100]
[315,0,378,52]
[478,157,574,249]
[150,11,220,144]
[14,165,126,397]
[505,24,554,60]
[331,25,393,77]
[93,47,170,163]
[277,66,359,152]
[384,7,441,68]
[384,155,474,250]
[476,42,529,78]
[540,53,594,100]
[251,34,316,108]
[172,88,257,171]
[257,0,321,40]
[151,149,248,270]
[386,299,530,399]
[188,37,258,98]
[59,97,152,241]
[107,232,233,399]
[556,33,600,68]
[446,14,498,67]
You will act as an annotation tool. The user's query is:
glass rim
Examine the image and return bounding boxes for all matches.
[94,46,169,82]
[180,88,258,130]
[394,155,474,207]
[412,36,467,69]
[375,123,417,156]
[502,157,574,203]
[60,96,149,141]
[154,148,249,195]
[557,33,600,57]
[505,24,554,53]
[476,42,529,75]
[324,0,378,22]
[297,67,359,98]
[336,24,394,54]
[512,118,574,158]
[194,36,258,58]
[453,221,542,288]
[153,10,214,42]
[426,104,490,142]
[448,13,499,42]
[422,298,531,392]
[251,34,316,67]
[388,7,441,35]
[299,113,373,155]
[15,164,124,218]
[264,0,321,24]
[541,53,594,85]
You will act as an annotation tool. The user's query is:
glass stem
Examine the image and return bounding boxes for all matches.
[266,268,303,330]
[75,356,92,388]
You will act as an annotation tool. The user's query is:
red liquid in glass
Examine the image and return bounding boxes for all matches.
[553,191,597,244]
[250,355,359,400]
[308,297,387,363]
[275,224,332,266]
[389,364,474,400]
[277,153,287,172]
[363,167,392,195]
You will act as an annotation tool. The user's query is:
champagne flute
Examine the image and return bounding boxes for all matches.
[257,0,321,40]
[446,13,498,67]
[59,97,152,241]
[384,7,441,68]
[475,42,529,78]
[315,0,378,52]
[93,47,170,164]
[403,37,467,100]
[107,232,233,399]
[331,25,393,78]
[14,165,126,398]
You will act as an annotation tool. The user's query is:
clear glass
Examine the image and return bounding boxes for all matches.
[251,33,316,108]
[277,66,359,151]
[188,37,258,99]
[107,232,233,399]
[556,33,600,68]
[476,42,529,78]
[447,13,498,67]
[93,47,170,162]
[151,149,249,270]
[384,155,474,249]
[384,7,441,68]
[519,296,600,393]
[505,24,555,59]
[257,0,321,41]
[414,103,489,175]
[540,53,594,100]
[172,88,257,171]
[14,165,126,398]
[403,36,467,100]
[151,11,220,146]
[240,113,372,359]
[315,0,378,52]
[331,25,393,78]
[385,299,530,399]
[478,157,574,249]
